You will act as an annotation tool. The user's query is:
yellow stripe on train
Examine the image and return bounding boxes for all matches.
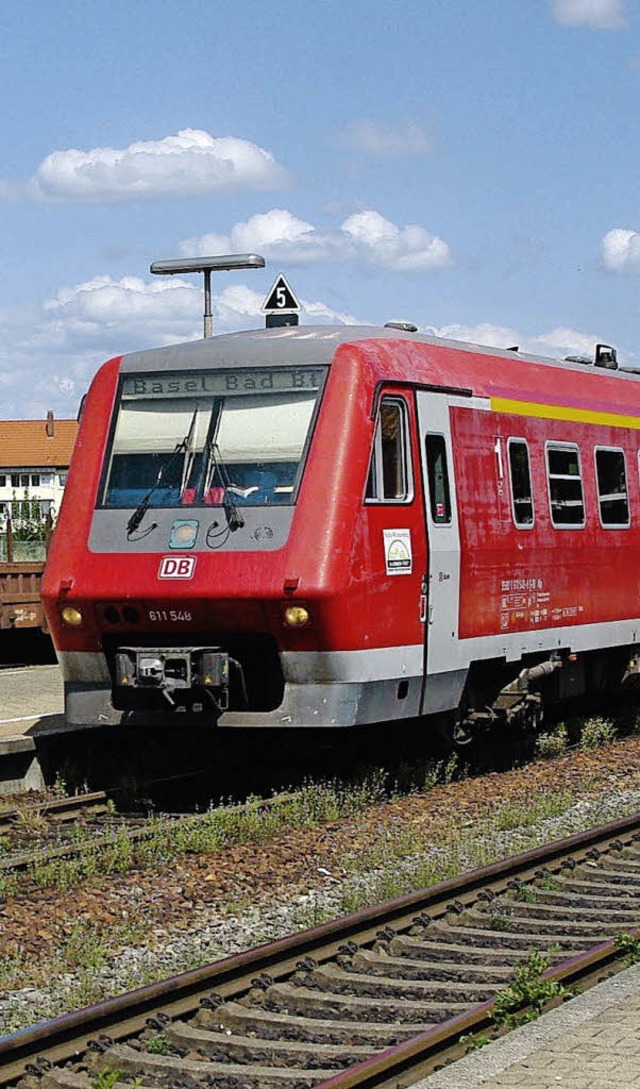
[490,397,640,431]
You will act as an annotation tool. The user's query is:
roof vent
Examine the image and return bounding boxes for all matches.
[565,343,618,370]
[594,343,617,370]
[46,410,54,438]
[384,321,418,333]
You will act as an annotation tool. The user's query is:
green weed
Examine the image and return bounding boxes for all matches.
[459,1032,492,1052]
[513,883,539,903]
[580,717,617,750]
[614,932,640,963]
[489,911,512,932]
[535,724,568,759]
[146,1032,173,1055]
[493,951,569,1027]
[492,791,572,832]
[90,1073,124,1089]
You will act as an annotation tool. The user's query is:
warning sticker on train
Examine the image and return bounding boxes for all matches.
[383,529,412,575]
[158,556,197,579]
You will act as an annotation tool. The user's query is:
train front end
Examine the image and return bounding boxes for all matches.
[42,328,378,731]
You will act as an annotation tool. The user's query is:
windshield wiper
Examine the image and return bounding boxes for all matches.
[179,406,199,500]
[126,406,199,536]
[209,442,245,532]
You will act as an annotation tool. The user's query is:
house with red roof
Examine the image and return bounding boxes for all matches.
[0,411,78,528]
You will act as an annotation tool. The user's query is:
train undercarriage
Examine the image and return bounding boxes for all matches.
[450,645,640,745]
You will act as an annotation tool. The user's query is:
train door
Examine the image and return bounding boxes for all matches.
[415,391,465,713]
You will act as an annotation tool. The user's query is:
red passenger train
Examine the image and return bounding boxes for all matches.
[41,319,640,742]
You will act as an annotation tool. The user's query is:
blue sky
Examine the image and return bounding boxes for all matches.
[1,0,639,418]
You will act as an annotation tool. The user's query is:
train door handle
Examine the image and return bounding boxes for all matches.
[419,577,428,623]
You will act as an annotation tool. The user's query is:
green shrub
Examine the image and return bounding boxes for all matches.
[535,724,568,759]
[580,717,617,751]
[493,951,569,1027]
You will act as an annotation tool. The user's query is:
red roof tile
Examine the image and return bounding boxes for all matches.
[0,418,78,469]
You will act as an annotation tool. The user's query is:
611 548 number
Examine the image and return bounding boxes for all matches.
[148,609,192,622]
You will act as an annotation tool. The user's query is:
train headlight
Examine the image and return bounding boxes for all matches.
[61,605,84,628]
[284,605,310,628]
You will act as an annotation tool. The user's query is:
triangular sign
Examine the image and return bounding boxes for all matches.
[261,274,301,313]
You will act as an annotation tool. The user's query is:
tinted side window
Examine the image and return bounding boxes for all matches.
[595,448,629,527]
[546,444,585,527]
[425,433,451,524]
[366,399,412,502]
[508,439,534,527]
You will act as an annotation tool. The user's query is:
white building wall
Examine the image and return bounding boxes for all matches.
[0,468,67,529]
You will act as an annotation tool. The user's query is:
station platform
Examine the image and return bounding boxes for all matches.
[0,664,65,792]
[419,962,640,1088]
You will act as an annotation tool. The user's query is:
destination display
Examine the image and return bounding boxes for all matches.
[122,367,326,399]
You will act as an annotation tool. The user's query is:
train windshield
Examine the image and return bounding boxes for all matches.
[102,365,327,509]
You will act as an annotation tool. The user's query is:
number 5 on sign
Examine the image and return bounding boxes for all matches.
[261,274,301,314]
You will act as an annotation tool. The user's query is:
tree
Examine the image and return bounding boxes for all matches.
[9,489,52,542]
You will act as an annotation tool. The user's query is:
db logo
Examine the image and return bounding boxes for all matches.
[158,556,197,579]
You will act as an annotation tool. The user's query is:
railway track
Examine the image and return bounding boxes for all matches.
[2,811,640,1088]
[0,790,301,876]
[0,791,115,869]
[0,792,110,835]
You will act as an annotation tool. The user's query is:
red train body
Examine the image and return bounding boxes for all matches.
[41,325,640,739]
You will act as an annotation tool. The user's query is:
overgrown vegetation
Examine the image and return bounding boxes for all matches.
[4,761,469,899]
[579,716,617,751]
[2,708,640,1035]
[460,950,570,1051]
[492,951,570,1027]
[8,492,50,541]
[614,931,640,964]
[535,723,568,759]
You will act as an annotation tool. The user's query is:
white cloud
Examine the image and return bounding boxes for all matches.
[42,275,202,346]
[181,207,452,272]
[342,210,451,271]
[19,129,288,204]
[427,321,522,349]
[550,0,627,29]
[1,272,628,420]
[334,119,429,156]
[601,228,640,273]
[181,210,341,265]
[426,320,622,364]
[42,275,357,343]
[0,274,356,418]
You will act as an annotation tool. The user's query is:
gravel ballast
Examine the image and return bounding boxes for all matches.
[2,736,640,1035]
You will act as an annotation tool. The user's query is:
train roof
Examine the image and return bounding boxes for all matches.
[119,323,638,387]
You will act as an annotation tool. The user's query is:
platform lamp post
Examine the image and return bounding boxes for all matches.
[150,254,266,339]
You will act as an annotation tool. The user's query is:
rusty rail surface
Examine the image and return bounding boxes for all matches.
[0,791,109,832]
[2,809,640,1087]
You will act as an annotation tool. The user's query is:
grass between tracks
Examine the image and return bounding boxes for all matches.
[1,712,640,1029]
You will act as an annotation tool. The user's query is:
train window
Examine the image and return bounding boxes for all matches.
[546,443,585,527]
[507,439,534,528]
[365,398,412,503]
[102,365,327,509]
[595,447,629,527]
[425,434,451,524]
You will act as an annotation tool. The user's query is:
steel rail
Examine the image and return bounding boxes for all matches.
[1,807,640,1087]
[311,933,639,1089]
[0,790,300,874]
[0,791,109,833]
